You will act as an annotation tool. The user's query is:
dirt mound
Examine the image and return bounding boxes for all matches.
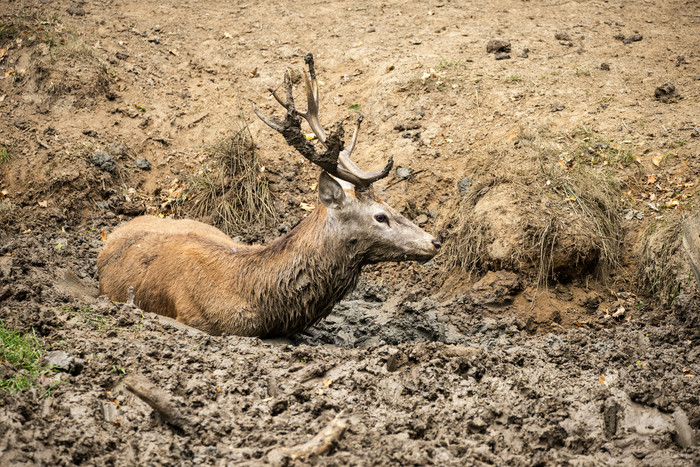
[439,142,622,282]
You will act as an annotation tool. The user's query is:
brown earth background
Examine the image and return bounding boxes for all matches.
[0,0,699,465]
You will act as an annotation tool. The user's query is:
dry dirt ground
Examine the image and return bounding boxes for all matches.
[1,0,699,465]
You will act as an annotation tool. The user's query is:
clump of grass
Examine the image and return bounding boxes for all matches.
[0,321,45,393]
[438,136,622,283]
[503,74,522,83]
[183,117,276,237]
[0,146,10,164]
[635,215,689,305]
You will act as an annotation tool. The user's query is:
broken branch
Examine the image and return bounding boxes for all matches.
[267,410,349,463]
[122,373,193,432]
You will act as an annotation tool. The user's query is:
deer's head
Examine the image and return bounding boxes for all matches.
[253,54,440,265]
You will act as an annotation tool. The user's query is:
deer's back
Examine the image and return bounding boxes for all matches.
[97,216,255,334]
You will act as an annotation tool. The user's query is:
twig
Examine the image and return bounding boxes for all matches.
[122,374,193,432]
[621,120,630,132]
[267,410,349,464]
[386,169,426,189]
[475,88,481,120]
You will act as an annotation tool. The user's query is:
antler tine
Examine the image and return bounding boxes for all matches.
[296,54,327,145]
[337,114,394,189]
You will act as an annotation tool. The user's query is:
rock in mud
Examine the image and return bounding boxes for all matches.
[457,177,472,194]
[107,141,129,157]
[91,150,116,173]
[135,157,152,170]
[42,351,85,376]
[471,270,521,305]
[486,39,510,54]
[654,83,681,103]
[623,33,643,44]
[673,409,695,449]
[395,167,411,179]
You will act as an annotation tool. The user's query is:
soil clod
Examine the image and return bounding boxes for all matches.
[654,82,681,103]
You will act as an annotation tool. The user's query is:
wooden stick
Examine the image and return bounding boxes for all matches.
[267,410,349,463]
[122,374,192,432]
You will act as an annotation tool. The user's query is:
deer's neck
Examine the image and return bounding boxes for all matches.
[232,207,362,337]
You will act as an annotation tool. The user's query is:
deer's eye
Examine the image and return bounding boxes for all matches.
[374,213,389,225]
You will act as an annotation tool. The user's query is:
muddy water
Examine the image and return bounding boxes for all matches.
[0,228,697,465]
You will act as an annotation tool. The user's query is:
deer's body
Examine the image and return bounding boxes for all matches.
[98,207,364,337]
[97,54,440,337]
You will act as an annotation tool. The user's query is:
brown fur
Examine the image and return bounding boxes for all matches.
[97,176,439,337]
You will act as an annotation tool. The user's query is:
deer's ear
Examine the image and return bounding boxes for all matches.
[318,171,347,209]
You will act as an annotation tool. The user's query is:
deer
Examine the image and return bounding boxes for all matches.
[97,54,441,338]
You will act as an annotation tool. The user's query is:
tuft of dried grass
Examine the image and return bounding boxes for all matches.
[635,214,690,304]
[438,137,623,283]
[183,118,276,238]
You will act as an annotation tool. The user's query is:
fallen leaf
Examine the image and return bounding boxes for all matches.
[599,374,606,385]
[0,189,7,199]
[652,155,662,167]
[249,67,258,77]
[323,378,333,388]
[38,200,48,208]
[304,133,317,141]
[4,69,16,78]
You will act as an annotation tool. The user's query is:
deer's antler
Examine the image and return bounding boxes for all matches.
[252,53,392,191]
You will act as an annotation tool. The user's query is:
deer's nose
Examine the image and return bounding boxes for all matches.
[432,240,442,250]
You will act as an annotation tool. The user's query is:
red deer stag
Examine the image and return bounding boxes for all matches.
[97,54,441,337]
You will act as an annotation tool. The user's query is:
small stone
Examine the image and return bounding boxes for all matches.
[654,82,681,103]
[554,32,571,41]
[600,63,610,71]
[396,167,411,179]
[414,214,429,225]
[134,157,152,170]
[115,51,129,61]
[471,270,521,306]
[673,409,695,449]
[91,150,116,173]
[486,39,511,54]
[66,6,85,16]
[107,141,128,157]
[550,103,565,112]
[495,52,511,60]
[518,48,530,58]
[278,223,290,233]
[623,33,643,44]
[43,351,84,376]
[457,177,472,195]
